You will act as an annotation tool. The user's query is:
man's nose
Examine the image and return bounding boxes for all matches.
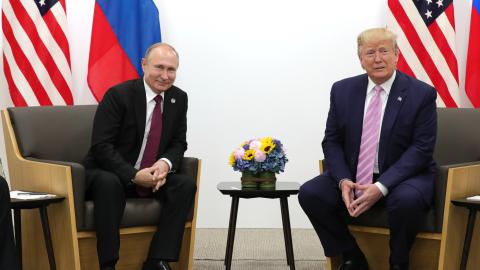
[159,69,168,79]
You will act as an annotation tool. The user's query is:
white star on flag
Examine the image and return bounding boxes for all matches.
[426,0,433,4]
[39,0,46,6]
[436,0,443,8]
[425,9,432,19]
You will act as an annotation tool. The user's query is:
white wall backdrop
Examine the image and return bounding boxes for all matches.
[0,0,473,228]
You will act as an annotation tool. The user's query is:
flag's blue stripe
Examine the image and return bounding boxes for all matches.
[474,0,480,13]
[97,0,161,75]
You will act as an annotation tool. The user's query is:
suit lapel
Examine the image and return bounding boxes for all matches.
[161,87,176,149]
[133,79,147,147]
[378,72,407,171]
[350,75,369,166]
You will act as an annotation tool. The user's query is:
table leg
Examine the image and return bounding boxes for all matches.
[280,197,295,270]
[460,209,476,270]
[13,209,22,270]
[225,196,239,270]
[39,206,56,270]
[280,198,291,265]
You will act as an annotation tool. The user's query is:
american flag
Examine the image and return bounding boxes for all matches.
[2,0,72,107]
[387,0,467,108]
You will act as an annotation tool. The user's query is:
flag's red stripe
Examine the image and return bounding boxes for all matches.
[427,20,459,83]
[2,13,52,105]
[88,3,138,101]
[59,0,67,13]
[43,11,70,66]
[445,3,455,29]
[397,51,416,78]
[9,0,73,104]
[388,0,457,107]
[466,6,480,108]
[3,54,27,106]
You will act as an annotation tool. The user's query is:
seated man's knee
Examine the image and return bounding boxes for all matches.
[89,170,124,194]
[171,174,197,195]
[387,185,426,215]
[299,177,335,212]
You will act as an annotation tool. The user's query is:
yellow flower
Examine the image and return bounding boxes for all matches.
[228,153,236,166]
[244,149,255,160]
[260,137,273,145]
[260,142,275,154]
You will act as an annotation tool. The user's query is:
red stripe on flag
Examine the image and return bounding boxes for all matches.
[427,21,459,83]
[445,4,455,29]
[2,13,52,105]
[43,11,71,66]
[59,0,67,13]
[388,0,457,107]
[466,7,480,108]
[3,54,27,106]
[88,3,138,101]
[9,0,72,105]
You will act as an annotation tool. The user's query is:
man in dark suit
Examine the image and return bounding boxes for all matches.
[0,176,18,270]
[298,28,437,270]
[83,43,196,270]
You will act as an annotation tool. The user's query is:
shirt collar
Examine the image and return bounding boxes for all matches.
[366,70,396,96]
[143,79,164,103]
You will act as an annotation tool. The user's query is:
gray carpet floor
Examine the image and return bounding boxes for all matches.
[193,228,326,269]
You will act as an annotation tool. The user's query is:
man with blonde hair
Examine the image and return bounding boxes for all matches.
[299,28,437,270]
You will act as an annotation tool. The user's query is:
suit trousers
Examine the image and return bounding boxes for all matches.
[86,169,197,265]
[298,173,428,265]
[0,176,18,270]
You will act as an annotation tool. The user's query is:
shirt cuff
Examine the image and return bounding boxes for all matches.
[160,158,172,172]
[374,182,388,196]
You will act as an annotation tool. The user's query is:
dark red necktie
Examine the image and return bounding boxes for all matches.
[137,95,163,197]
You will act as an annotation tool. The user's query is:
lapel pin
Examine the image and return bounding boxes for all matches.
[171,98,176,104]
[397,96,402,102]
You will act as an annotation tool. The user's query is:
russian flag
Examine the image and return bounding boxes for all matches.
[87,0,161,101]
[466,0,480,108]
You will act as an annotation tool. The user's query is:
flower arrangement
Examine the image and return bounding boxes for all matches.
[229,137,288,187]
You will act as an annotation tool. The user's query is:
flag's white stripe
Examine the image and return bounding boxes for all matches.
[387,9,447,107]
[50,2,68,38]
[399,0,461,106]
[2,37,40,106]
[3,1,66,105]
[20,0,72,90]
[436,12,457,58]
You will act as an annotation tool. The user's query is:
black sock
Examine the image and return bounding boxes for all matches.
[100,260,116,269]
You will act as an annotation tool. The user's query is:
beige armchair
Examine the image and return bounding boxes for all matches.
[2,106,201,270]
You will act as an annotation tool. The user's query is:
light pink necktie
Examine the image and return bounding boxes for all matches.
[355,85,383,197]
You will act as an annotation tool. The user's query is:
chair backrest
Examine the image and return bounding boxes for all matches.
[434,108,480,166]
[7,105,97,163]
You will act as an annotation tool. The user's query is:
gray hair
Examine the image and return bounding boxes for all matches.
[144,42,180,61]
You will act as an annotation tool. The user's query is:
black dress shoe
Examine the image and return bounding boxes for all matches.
[390,263,408,270]
[155,260,172,270]
[142,260,172,270]
[337,258,369,270]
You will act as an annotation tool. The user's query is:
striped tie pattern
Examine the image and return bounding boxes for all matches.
[355,85,383,197]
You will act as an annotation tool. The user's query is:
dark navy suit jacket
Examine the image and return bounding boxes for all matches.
[322,71,437,203]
